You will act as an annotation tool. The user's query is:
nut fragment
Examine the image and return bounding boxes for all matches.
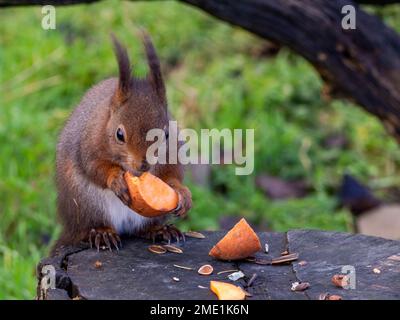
[373,268,381,274]
[228,271,245,281]
[148,245,167,254]
[198,264,214,275]
[291,282,310,292]
[163,244,183,254]
[264,243,269,253]
[94,260,102,268]
[172,277,180,282]
[327,294,342,300]
[318,292,329,300]
[298,260,307,266]
[331,274,350,288]
[184,231,206,239]
[318,293,343,300]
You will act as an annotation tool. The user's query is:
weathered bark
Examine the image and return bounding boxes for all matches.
[37,230,400,300]
[2,0,400,141]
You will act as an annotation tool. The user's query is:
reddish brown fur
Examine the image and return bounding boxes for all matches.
[52,33,191,254]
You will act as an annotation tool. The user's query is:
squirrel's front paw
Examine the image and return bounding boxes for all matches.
[109,173,132,207]
[172,186,192,217]
[142,224,185,243]
[88,227,122,252]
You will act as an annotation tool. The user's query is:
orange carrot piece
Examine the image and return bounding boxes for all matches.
[124,171,179,217]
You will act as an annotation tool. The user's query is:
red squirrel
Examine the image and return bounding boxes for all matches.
[52,33,192,253]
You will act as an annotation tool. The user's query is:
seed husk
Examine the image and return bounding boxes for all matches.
[163,244,183,254]
[172,277,180,282]
[327,294,342,300]
[331,274,349,288]
[247,273,257,287]
[388,254,400,261]
[198,264,213,275]
[217,269,240,275]
[318,292,329,300]
[173,264,194,270]
[291,281,310,292]
[264,243,269,253]
[148,245,167,254]
[245,252,299,265]
[245,257,256,263]
[184,231,205,239]
[253,258,271,265]
[198,285,208,289]
[373,268,381,274]
[271,252,299,264]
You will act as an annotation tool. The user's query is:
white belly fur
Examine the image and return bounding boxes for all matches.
[101,187,153,235]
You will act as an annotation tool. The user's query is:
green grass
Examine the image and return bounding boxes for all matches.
[1,1,400,299]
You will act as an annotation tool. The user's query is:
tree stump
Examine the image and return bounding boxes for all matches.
[36,230,400,300]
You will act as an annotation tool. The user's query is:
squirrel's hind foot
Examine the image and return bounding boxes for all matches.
[142,224,185,244]
[88,227,122,252]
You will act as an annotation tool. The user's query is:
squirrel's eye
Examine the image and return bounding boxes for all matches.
[116,127,125,143]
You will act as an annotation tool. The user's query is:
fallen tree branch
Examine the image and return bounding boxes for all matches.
[181,0,400,141]
[2,0,400,141]
[1,0,399,5]
[0,0,97,5]
[355,0,400,4]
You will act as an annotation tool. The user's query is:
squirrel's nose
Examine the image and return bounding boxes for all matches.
[139,160,150,172]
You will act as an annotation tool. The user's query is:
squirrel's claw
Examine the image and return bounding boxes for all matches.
[102,232,112,252]
[168,228,180,244]
[95,233,101,252]
[143,224,185,244]
[109,172,132,208]
[171,198,182,216]
[166,225,185,244]
[87,227,122,252]
[118,187,132,208]
[170,187,192,218]
[89,229,96,249]
[109,232,122,251]
[162,230,171,244]
[114,186,131,208]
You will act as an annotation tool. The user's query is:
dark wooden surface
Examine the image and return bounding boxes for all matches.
[37,230,400,300]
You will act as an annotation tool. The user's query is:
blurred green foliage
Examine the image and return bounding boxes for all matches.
[1,1,400,299]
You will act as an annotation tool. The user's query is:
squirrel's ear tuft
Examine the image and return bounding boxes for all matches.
[140,30,166,103]
[111,33,132,101]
